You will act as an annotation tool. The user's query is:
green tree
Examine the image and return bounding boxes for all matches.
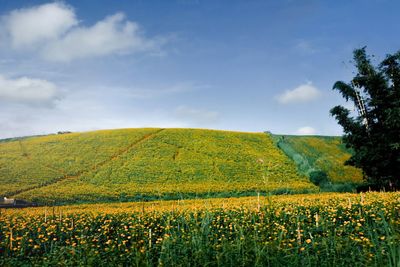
[309,170,330,187]
[330,47,400,190]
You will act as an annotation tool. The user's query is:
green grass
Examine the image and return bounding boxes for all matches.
[272,134,364,186]
[0,128,317,204]
[1,192,399,266]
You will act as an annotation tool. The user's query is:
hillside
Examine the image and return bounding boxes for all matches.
[272,135,363,184]
[0,128,317,204]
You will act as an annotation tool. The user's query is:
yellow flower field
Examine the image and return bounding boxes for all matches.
[1,192,399,266]
[1,128,319,204]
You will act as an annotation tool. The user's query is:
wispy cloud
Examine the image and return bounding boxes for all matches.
[276,82,321,104]
[174,106,219,125]
[1,3,165,62]
[295,40,317,54]
[296,126,316,135]
[122,82,198,99]
[0,74,60,107]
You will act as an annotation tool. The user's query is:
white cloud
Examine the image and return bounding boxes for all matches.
[175,106,219,125]
[120,82,199,99]
[296,126,316,135]
[0,74,60,106]
[43,13,157,62]
[1,3,163,61]
[4,2,77,48]
[277,82,321,104]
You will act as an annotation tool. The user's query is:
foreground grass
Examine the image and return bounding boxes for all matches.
[1,192,399,266]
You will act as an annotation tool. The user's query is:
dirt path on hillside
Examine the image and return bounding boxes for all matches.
[9,129,165,198]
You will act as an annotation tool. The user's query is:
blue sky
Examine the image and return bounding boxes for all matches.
[0,0,399,138]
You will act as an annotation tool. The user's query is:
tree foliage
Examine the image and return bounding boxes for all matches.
[309,170,330,187]
[330,47,400,189]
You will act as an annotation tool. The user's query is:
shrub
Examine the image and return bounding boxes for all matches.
[309,170,330,186]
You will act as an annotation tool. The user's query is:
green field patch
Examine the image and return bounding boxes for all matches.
[272,134,364,188]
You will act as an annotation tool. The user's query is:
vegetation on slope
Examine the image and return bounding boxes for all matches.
[273,135,363,187]
[0,128,161,197]
[0,128,316,204]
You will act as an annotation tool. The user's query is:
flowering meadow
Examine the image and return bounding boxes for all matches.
[1,128,318,204]
[1,129,396,266]
[1,192,399,266]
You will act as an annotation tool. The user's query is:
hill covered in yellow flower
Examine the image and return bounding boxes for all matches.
[0,128,362,204]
